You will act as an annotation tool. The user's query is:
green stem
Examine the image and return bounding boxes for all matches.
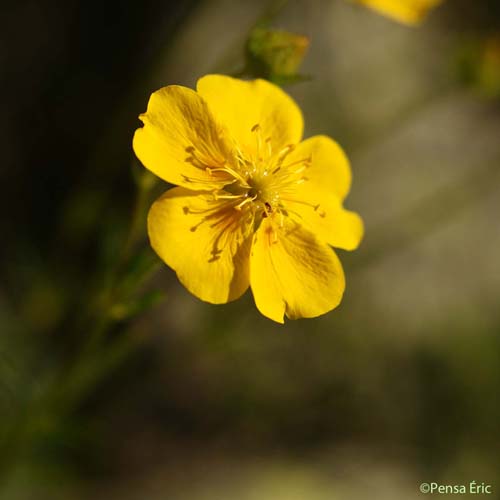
[122,170,155,264]
[0,168,157,485]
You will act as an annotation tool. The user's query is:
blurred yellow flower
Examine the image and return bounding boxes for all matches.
[133,75,363,323]
[353,0,443,25]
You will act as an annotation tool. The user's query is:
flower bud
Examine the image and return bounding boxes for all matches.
[245,26,310,84]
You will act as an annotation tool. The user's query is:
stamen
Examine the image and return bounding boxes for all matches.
[271,228,279,244]
[282,156,312,171]
[280,197,327,218]
[234,195,257,211]
[251,123,266,168]
[279,211,285,228]
[213,192,244,201]
[190,221,203,232]
[267,144,296,175]
[184,146,216,171]
[208,166,249,187]
[181,174,228,186]
[206,209,255,263]
[265,137,272,158]
[277,144,295,158]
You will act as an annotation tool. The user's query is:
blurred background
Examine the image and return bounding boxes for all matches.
[1,0,500,498]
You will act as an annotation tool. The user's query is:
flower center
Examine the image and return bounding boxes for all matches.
[182,123,316,242]
[247,175,278,205]
[220,123,312,216]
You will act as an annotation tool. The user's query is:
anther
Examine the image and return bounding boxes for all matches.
[234,195,256,211]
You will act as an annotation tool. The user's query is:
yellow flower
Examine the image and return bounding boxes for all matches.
[353,0,443,25]
[133,75,363,323]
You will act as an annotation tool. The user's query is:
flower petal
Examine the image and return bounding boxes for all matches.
[354,0,443,26]
[279,135,363,250]
[250,217,345,323]
[196,75,304,154]
[148,187,253,303]
[133,85,233,190]
[286,135,352,200]
[283,196,364,251]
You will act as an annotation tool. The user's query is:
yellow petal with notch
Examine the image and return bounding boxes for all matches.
[133,85,233,190]
[197,74,304,154]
